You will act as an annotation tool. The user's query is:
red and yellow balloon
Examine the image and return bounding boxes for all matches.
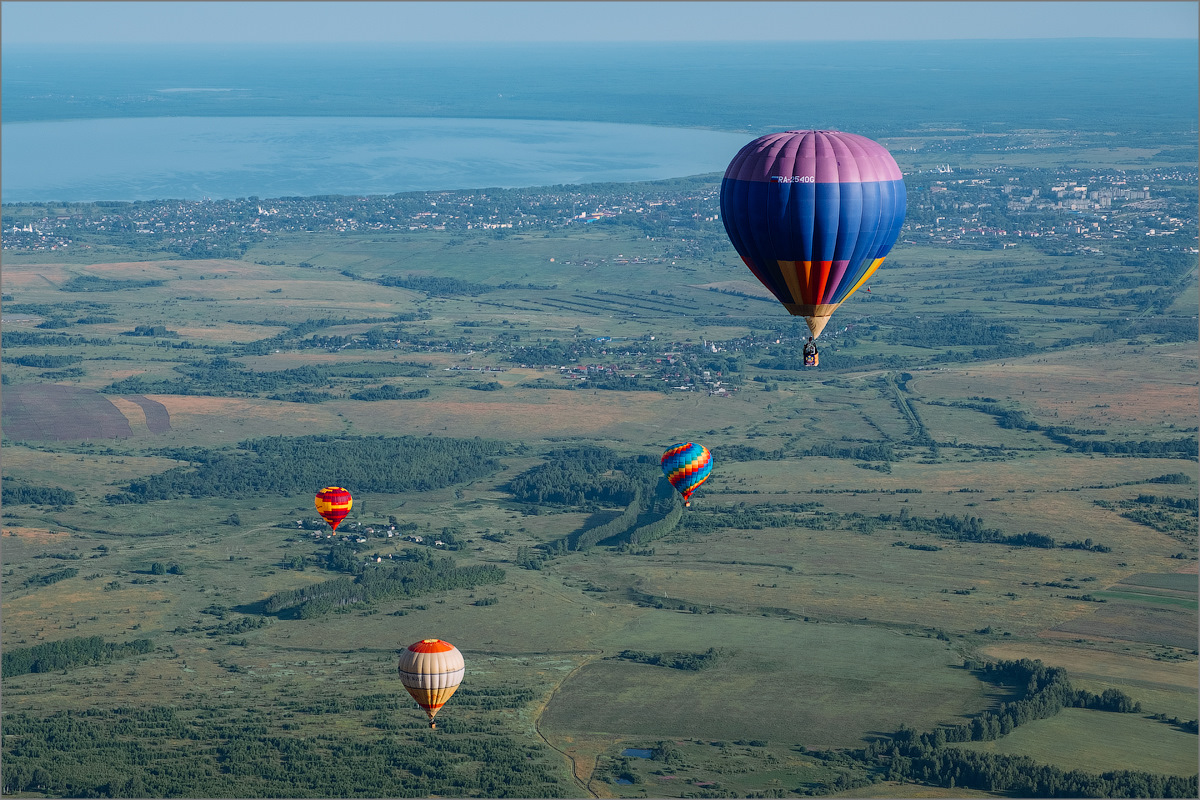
[314,486,353,532]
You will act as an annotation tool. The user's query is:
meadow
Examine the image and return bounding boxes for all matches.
[2,146,1197,797]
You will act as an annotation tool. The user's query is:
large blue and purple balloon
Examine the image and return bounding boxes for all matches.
[661,442,712,507]
[720,130,906,338]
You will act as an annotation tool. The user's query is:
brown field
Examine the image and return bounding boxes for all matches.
[908,343,1198,432]
[124,395,172,433]
[149,395,343,440]
[4,581,173,644]
[1048,602,1198,650]
[1,526,75,543]
[2,383,133,441]
[332,388,762,444]
[105,396,154,434]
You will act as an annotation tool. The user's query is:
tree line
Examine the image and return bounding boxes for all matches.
[954,398,1199,458]
[1,483,76,505]
[2,635,153,678]
[835,658,1197,798]
[106,434,508,502]
[260,552,505,618]
[614,647,725,671]
[349,386,430,401]
[871,511,1108,551]
[372,273,494,297]
[105,356,428,398]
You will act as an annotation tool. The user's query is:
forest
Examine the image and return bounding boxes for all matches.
[105,435,511,502]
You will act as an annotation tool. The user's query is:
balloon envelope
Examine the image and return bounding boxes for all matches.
[720,130,906,337]
[314,486,353,531]
[661,443,712,505]
[398,638,465,727]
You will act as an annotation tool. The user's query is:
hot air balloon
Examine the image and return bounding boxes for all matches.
[720,130,906,339]
[661,442,712,507]
[398,638,464,729]
[314,486,353,532]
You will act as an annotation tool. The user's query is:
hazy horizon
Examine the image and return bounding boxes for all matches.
[3,1,1197,45]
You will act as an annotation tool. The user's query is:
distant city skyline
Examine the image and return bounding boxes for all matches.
[2,1,1197,45]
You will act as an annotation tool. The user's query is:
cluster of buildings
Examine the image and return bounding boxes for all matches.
[1,182,720,252]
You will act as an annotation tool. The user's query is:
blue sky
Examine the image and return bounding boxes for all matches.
[3,1,1197,45]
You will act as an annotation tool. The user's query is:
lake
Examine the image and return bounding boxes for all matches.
[3,40,1194,203]
[0,116,752,203]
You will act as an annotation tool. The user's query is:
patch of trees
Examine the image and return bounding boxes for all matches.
[627,487,684,547]
[375,274,493,296]
[1133,494,1197,511]
[1047,432,1199,458]
[840,658,1197,797]
[1149,473,1193,484]
[106,356,428,397]
[570,374,671,392]
[0,703,569,798]
[505,445,655,506]
[894,540,942,551]
[1149,713,1200,734]
[514,546,544,570]
[561,487,644,551]
[6,353,83,368]
[2,484,76,505]
[614,647,725,671]
[870,511,1104,551]
[888,311,1019,348]
[467,381,503,391]
[711,441,895,463]
[949,400,1196,458]
[22,567,79,589]
[267,390,336,403]
[1097,493,1199,536]
[121,324,178,337]
[681,504,825,534]
[2,331,111,347]
[236,314,427,356]
[349,385,430,401]
[76,314,118,324]
[2,636,153,678]
[106,434,508,502]
[1086,315,1198,345]
[60,275,165,292]
[260,552,505,617]
[507,339,603,366]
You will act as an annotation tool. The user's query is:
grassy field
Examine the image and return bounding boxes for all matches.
[538,615,1006,746]
[3,162,1197,797]
[952,708,1199,776]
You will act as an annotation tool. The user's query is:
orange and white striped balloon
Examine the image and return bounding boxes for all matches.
[397,638,464,728]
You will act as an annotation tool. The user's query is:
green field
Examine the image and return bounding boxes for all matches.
[953,708,1199,776]
[3,144,1197,797]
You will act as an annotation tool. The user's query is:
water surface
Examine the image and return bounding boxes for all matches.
[1,116,750,203]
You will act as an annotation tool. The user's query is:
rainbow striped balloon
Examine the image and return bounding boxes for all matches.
[661,442,713,507]
[314,486,353,532]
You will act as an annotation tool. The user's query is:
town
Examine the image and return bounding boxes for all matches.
[4,163,1197,258]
